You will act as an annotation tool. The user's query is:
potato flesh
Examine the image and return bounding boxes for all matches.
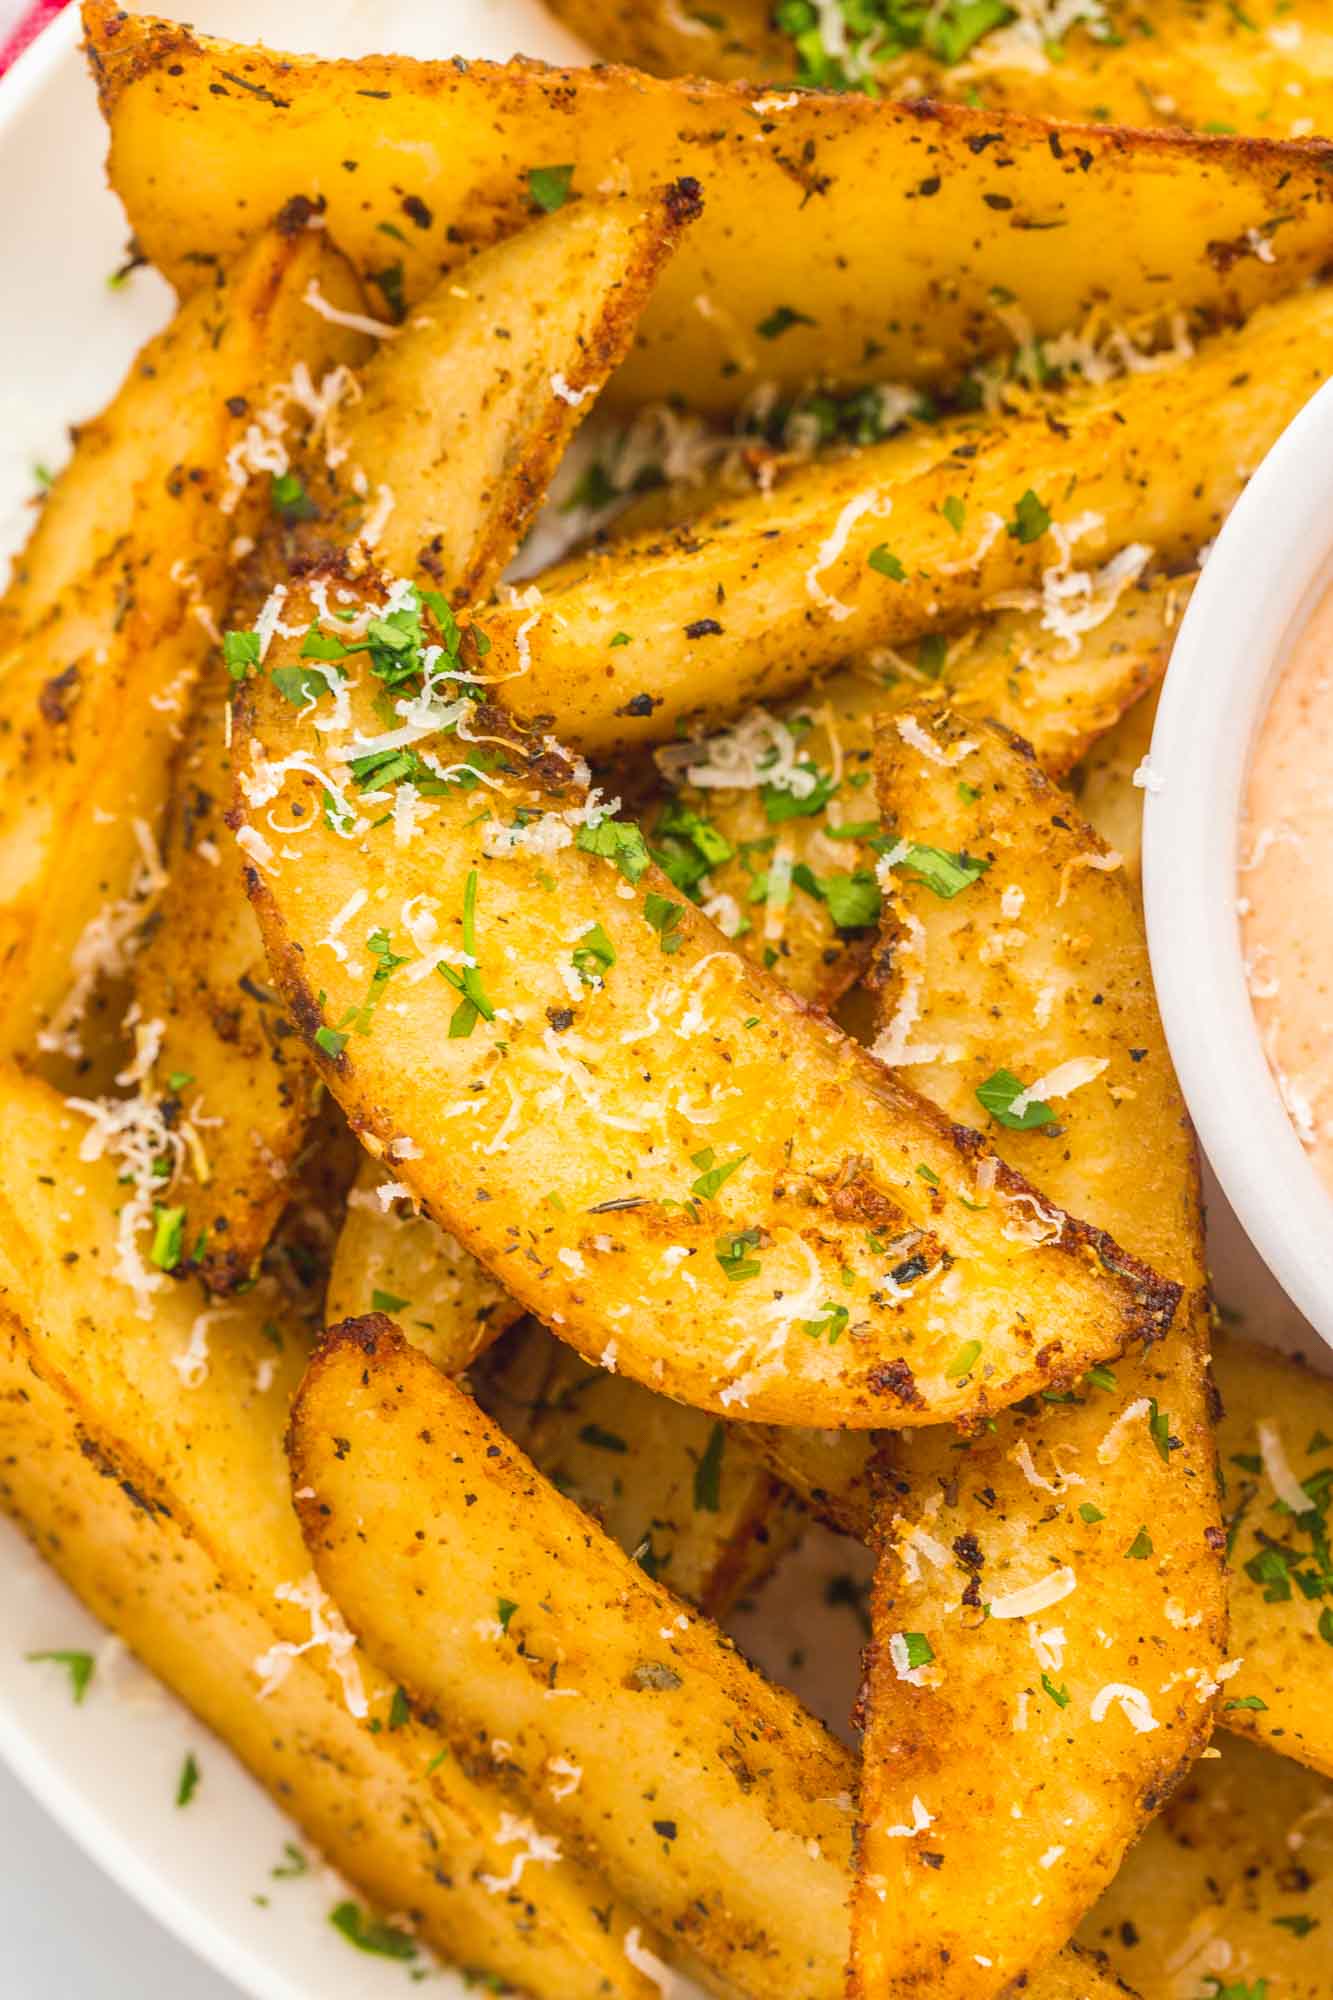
[851,702,1224,1998]
[486,288,1333,755]
[325,1154,522,1372]
[89,3,1333,413]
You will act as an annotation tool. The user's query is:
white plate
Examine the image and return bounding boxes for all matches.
[0,7,1324,1998]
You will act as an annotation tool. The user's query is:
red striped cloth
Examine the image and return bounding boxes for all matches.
[0,0,67,76]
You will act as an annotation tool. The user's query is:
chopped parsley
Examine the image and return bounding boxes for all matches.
[176,1752,201,1806]
[690,1149,746,1200]
[1079,1503,1106,1524]
[868,545,907,582]
[223,628,260,679]
[371,1289,409,1314]
[438,869,496,1037]
[389,1687,411,1730]
[572,922,616,985]
[975,1068,1055,1131]
[1007,488,1052,544]
[577,817,650,884]
[644,892,686,954]
[941,494,966,533]
[1125,1525,1154,1560]
[329,1901,417,1961]
[901,1632,934,1669]
[802,1301,849,1344]
[527,163,575,213]
[26,1649,95,1703]
[496,1598,519,1634]
[1040,1673,1071,1709]
[1224,1694,1268,1712]
[150,1203,187,1272]
[761,768,839,825]
[579,1423,629,1454]
[895,843,989,899]
[946,1340,982,1380]
[715,1227,763,1283]
[918,632,949,679]
[270,470,317,522]
[757,303,817,339]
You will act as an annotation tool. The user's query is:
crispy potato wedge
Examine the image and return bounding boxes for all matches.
[851,701,1223,1998]
[486,289,1330,756]
[237,572,1177,1428]
[493,1324,806,1618]
[0,1067,681,2000]
[548,0,1333,138]
[649,570,1188,1005]
[1080,1734,1333,1998]
[293,1317,1143,2000]
[291,1315,855,2000]
[131,191,691,1288]
[333,190,701,596]
[87,3,1333,414]
[0,225,368,1067]
[325,1155,522,1372]
[1213,1332,1333,1778]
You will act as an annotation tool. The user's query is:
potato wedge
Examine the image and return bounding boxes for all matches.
[1079,1734,1333,1998]
[290,1313,857,2000]
[0,225,369,1067]
[236,571,1177,1428]
[648,570,1188,1005]
[325,1155,522,1372]
[87,3,1333,414]
[1068,685,1160,889]
[1213,1332,1333,1778]
[548,0,1333,139]
[851,701,1223,1998]
[0,1066,681,2000]
[494,1324,806,1617]
[483,288,1331,755]
[129,191,693,1288]
[736,1420,876,1541]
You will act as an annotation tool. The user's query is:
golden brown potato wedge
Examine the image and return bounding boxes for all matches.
[485,288,1331,756]
[493,1323,806,1618]
[648,570,1188,1006]
[1079,1734,1333,1998]
[1213,1332,1333,1778]
[0,1066,682,2000]
[87,2,1333,414]
[130,189,694,1288]
[851,700,1223,1999]
[548,0,1333,139]
[0,225,369,1067]
[325,1155,522,1372]
[236,572,1177,1429]
[293,1316,1144,2000]
[1067,684,1160,889]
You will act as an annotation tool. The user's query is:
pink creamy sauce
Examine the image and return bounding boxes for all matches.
[1241,584,1333,1192]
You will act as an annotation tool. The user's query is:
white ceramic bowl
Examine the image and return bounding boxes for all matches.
[1144,375,1333,1348]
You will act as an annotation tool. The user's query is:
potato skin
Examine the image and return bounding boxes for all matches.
[87,1,1333,414]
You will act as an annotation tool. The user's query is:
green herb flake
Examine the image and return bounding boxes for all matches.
[578,1424,629,1454]
[946,1340,982,1380]
[896,843,990,899]
[690,1150,746,1200]
[715,1227,763,1284]
[975,1068,1055,1131]
[918,631,949,679]
[1079,1502,1106,1524]
[1040,1673,1071,1709]
[1272,1914,1318,1937]
[757,304,817,340]
[150,1203,187,1272]
[371,1289,409,1315]
[1007,489,1052,544]
[868,545,907,582]
[1125,1525,1154,1561]
[941,494,966,533]
[223,628,261,680]
[329,1901,418,1961]
[437,868,496,1036]
[389,1686,411,1730]
[27,1649,95,1703]
[315,1025,349,1058]
[802,1300,850,1345]
[496,1598,519,1634]
[644,892,686,955]
[527,163,575,213]
[176,1752,201,1806]
[572,922,617,985]
[272,1842,308,1879]
[270,470,317,522]
[1224,1694,1269,1711]
[576,817,651,884]
[901,1632,934,1669]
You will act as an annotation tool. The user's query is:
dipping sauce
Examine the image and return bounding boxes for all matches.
[1241,583,1333,1193]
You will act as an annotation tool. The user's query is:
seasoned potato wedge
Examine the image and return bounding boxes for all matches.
[325,1155,522,1372]
[649,571,1188,1006]
[333,190,701,596]
[237,572,1177,1428]
[87,3,1333,414]
[1080,1734,1333,1998]
[485,289,1330,755]
[292,1317,1143,2000]
[494,1325,805,1618]
[293,1317,854,2000]
[1067,685,1160,889]
[1213,1333,1333,1777]
[0,1068,676,2000]
[0,225,368,1066]
[130,190,692,1286]
[851,702,1223,1998]
[547,0,1333,138]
